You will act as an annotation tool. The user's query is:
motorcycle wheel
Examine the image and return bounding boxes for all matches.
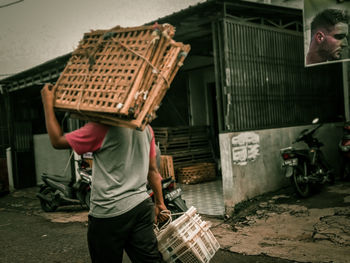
[316,159,335,185]
[328,171,336,185]
[291,165,310,197]
[342,162,350,181]
[39,187,58,212]
[85,190,91,209]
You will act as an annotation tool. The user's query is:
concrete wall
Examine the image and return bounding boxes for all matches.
[219,122,343,214]
[33,134,72,185]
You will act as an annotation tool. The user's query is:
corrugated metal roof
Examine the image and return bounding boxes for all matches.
[148,0,300,25]
[0,53,71,92]
[0,53,71,84]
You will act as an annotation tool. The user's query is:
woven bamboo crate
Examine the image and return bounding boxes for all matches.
[177,163,216,185]
[53,24,190,130]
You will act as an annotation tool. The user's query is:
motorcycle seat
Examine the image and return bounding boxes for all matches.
[293,149,309,157]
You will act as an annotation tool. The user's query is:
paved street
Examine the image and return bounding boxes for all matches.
[0,181,349,263]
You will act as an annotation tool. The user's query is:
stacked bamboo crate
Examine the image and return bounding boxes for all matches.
[177,162,216,184]
[53,24,190,131]
[154,126,217,184]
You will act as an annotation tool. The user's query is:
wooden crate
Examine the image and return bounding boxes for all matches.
[84,159,93,169]
[159,155,175,181]
[153,126,215,169]
[53,24,190,131]
[177,163,216,185]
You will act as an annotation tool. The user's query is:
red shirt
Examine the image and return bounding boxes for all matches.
[65,122,156,158]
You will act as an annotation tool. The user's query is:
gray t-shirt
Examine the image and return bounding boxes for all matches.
[66,123,152,218]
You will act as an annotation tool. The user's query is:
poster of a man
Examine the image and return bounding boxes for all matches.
[304,0,350,67]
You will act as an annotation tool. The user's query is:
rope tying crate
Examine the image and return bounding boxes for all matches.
[53,24,190,130]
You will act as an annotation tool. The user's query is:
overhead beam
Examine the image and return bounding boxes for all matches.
[6,67,63,92]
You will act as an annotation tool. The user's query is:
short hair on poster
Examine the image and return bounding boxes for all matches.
[304,0,350,67]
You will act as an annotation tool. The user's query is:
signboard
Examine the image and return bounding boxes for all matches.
[304,0,350,67]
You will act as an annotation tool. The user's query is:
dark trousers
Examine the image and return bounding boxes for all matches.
[87,198,163,263]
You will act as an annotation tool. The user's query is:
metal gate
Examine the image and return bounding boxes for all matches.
[12,121,37,188]
[0,95,9,158]
[213,18,343,132]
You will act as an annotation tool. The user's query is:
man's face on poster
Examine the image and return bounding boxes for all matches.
[319,22,349,61]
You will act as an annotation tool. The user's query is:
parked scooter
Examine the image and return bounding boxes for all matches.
[280,118,335,197]
[339,121,350,181]
[37,157,92,212]
[148,176,188,217]
[149,145,188,216]
[37,144,187,214]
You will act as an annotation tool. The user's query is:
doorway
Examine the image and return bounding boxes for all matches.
[177,80,224,217]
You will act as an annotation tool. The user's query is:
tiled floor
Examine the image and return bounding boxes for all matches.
[178,179,225,216]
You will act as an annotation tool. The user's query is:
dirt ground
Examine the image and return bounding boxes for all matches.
[210,181,350,263]
[0,181,349,263]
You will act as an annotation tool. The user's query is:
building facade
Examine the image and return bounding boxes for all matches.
[0,0,346,214]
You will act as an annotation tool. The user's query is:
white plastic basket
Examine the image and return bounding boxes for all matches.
[156,206,220,263]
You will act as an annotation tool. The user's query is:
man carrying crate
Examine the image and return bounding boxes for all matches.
[41,83,168,263]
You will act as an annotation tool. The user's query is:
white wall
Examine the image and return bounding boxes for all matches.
[33,134,72,185]
[219,123,343,214]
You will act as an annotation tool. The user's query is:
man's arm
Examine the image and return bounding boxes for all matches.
[147,155,168,223]
[41,83,70,149]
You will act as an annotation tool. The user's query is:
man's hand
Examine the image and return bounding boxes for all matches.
[154,203,169,224]
[41,83,56,109]
[41,83,70,149]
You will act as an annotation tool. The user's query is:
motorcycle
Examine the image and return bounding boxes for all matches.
[153,144,188,216]
[339,121,350,181]
[37,157,92,212]
[280,118,334,197]
[37,144,187,214]
[148,176,188,217]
